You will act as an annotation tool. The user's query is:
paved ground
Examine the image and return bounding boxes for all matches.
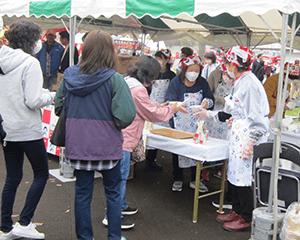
[0,148,251,240]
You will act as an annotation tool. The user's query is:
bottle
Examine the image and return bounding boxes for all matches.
[205,130,209,141]
[194,133,199,144]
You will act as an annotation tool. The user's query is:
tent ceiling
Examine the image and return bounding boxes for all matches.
[1,1,300,49]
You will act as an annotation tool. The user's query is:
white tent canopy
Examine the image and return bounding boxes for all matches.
[1,1,300,49]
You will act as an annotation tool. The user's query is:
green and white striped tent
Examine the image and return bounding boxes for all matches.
[1,0,300,48]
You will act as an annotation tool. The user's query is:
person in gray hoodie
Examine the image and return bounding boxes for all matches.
[0,19,55,240]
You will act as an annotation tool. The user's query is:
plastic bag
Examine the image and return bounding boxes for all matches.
[280,202,300,240]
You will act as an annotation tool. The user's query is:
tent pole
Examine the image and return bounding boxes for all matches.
[271,13,297,240]
[258,15,281,42]
[69,16,76,67]
[267,13,288,214]
[247,31,251,48]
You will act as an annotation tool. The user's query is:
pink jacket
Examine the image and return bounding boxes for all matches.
[122,77,175,152]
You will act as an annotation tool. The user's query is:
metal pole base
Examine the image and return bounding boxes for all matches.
[251,207,285,240]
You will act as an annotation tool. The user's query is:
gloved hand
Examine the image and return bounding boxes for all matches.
[226,117,234,127]
[193,108,207,119]
[241,140,255,160]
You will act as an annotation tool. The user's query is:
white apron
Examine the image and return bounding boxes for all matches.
[205,80,232,140]
[149,79,171,128]
[174,91,202,168]
[147,79,171,150]
[226,95,268,187]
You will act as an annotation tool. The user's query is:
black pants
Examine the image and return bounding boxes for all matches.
[172,154,196,181]
[146,149,158,163]
[228,181,253,222]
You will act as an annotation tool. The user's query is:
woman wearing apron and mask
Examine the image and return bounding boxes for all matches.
[165,55,215,192]
[146,49,176,171]
[195,46,269,232]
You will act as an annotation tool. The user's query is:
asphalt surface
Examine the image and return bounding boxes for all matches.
[0,147,251,240]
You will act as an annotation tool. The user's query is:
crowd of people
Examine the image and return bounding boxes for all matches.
[0,18,299,240]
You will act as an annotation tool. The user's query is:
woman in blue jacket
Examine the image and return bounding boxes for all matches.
[165,55,214,192]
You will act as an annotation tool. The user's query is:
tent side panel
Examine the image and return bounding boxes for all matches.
[29,0,71,17]
[126,0,194,17]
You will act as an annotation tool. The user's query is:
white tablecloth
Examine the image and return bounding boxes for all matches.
[143,125,229,162]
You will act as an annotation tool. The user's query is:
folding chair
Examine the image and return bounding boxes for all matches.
[253,142,300,210]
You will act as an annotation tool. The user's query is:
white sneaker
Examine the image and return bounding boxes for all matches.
[172,181,183,192]
[189,181,209,193]
[12,222,45,239]
[0,230,21,240]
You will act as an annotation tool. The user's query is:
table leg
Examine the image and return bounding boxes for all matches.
[217,160,227,214]
[192,161,202,223]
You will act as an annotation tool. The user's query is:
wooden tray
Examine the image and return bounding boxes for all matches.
[150,128,193,139]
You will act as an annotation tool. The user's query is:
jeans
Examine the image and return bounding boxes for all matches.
[104,151,130,222]
[120,151,130,211]
[75,161,122,240]
[42,75,57,91]
[1,139,49,232]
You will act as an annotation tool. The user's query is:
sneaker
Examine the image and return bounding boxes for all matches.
[212,200,232,210]
[213,170,227,180]
[102,218,135,229]
[122,206,138,215]
[121,237,126,240]
[0,230,21,240]
[172,181,183,192]
[12,222,44,239]
[189,181,209,193]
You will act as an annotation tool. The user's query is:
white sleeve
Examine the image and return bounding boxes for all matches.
[22,58,55,109]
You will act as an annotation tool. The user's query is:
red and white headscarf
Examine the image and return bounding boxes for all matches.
[284,62,299,76]
[180,55,202,68]
[225,45,254,67]
[219,62,227,72]
[159,49,174,65]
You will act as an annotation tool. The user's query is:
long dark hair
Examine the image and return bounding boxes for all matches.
[127,56,161,86]
[179,64,203,84]
[154,51,171,70]
[5,19,42,54]
[79,30,115,74]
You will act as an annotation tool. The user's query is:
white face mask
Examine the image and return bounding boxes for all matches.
[223,73,234,84]
[227,70,236,79]
[226,66,236,79]
[32,40,42,55]
[185,72,199,82]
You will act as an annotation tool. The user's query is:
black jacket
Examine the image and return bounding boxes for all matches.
[59,46,79,73]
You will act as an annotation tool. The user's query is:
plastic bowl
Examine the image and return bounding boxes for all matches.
[190,105,202,113]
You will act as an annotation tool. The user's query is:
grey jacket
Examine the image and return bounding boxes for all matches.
[0,45,55,141]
